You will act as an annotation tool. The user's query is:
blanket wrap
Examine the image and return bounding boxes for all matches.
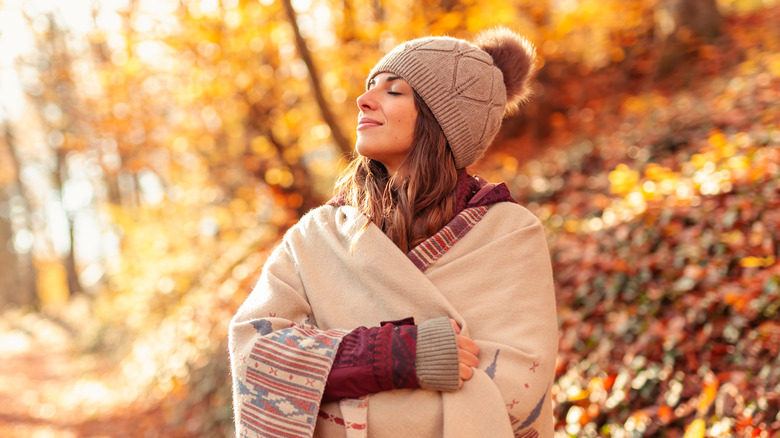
[230,202,558,438]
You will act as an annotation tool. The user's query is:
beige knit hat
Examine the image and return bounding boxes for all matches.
[368,27,537,169]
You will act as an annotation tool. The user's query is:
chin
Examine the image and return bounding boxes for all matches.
[354,143,375,160]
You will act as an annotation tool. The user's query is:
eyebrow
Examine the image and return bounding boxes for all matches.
[368,75,405,87]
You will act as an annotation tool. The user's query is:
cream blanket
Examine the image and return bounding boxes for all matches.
[230,202,558,437]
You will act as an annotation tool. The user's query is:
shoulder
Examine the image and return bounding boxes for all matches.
[481,202,542,231]
[283,204,368,245]
[295,204,338,227]
[454,202,545,251]
[282,205,336,240]
[297,204,366,229]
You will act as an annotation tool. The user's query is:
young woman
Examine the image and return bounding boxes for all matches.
[230,27,558,438]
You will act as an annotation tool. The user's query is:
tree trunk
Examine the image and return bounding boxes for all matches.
[340,0,355,42]
[29,13,86,298]
[656,0,722,77]
[0,122,38,308]
[280,0,353,157]
[677,0,721,39]
[244,96,324,222]
[53,148,83,297]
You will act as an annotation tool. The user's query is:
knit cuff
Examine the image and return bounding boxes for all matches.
[415,316,459,392]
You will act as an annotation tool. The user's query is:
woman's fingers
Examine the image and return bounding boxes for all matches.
[458,347,479,368]
[456,333,479,357]
[450,318,480,388]
[459,363,474,381]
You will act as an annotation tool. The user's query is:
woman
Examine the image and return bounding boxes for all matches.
[230,27,558,438]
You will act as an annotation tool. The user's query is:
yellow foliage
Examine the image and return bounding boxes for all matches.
[251,136,274,158]
[437,12,466,33]
[739,255,776,268]
[35,259,69,306]
[608,164,640,195]
[769,54,780,77]
[265,168,294,188]
[644,164,676,181]
[720,230,744,245]
[566,388,589,402]
[708,131,728,151]
[690,153,713,169]
[683,418,707,438]
[720,0,778,13]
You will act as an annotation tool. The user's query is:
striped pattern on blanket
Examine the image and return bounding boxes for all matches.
[407,206,489,272]
[236,326,345,438]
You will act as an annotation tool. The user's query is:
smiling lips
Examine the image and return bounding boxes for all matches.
[357,117,382,130]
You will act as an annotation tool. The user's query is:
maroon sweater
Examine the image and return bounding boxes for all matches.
[322,170,516,402]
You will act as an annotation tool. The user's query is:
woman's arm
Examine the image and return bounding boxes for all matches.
[322,317,479,402]
[230,236,479,436]
[322,319,418,402]
[229,239,349,437]
[444,207,558,438]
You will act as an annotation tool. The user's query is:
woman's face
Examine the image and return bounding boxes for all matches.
[355,72,418,173]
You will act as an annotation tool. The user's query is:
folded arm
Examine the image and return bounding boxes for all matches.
[323,316,479,402]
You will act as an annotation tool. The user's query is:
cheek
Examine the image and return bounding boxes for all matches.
[402,111,418,137]
[394,116,415,144]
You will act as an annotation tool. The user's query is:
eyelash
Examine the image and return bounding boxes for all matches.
[365,83,402,95]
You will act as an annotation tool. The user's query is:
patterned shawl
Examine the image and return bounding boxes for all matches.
[230,203,557,438]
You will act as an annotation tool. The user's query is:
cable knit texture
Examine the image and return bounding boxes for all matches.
[369,37,504,168]
[368,28,536,168]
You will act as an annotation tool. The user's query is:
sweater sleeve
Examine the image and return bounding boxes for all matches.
[416,316,460,391]
[322,316,461,402]
[322,318,418,402]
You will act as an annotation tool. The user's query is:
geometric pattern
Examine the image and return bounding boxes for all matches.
[407,206,490,272]
[317,396,369,437]
[237,326,345,438]
[374,321,417,390]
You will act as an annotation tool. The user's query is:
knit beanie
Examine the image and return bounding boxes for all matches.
[368,27,537,169]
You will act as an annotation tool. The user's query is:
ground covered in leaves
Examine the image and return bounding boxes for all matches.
[1,5,779,438]
[479,6,780,436]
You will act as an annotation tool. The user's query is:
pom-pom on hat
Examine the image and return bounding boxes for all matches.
[368,27,537,169]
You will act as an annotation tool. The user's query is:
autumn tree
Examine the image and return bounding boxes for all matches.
[4,0,775,435]
[23,12,92,299]
[0,121,38,307]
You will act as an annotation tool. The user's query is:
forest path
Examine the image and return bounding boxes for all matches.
[0,311,164,438]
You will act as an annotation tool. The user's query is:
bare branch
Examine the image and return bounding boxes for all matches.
[280,0,353,157]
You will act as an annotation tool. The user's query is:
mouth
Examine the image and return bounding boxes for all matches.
[357,117,382,130]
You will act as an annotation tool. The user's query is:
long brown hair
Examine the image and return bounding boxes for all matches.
[334,90,458,252]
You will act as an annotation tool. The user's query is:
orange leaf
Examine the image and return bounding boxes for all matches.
[697,376,719,414]
[658,405,673,424]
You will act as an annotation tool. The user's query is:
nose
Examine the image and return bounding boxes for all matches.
[356,89,376,111]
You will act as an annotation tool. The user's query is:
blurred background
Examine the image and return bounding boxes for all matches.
[0,0,778,436]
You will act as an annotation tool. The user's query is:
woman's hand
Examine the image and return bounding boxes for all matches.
[450,318,480,389]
